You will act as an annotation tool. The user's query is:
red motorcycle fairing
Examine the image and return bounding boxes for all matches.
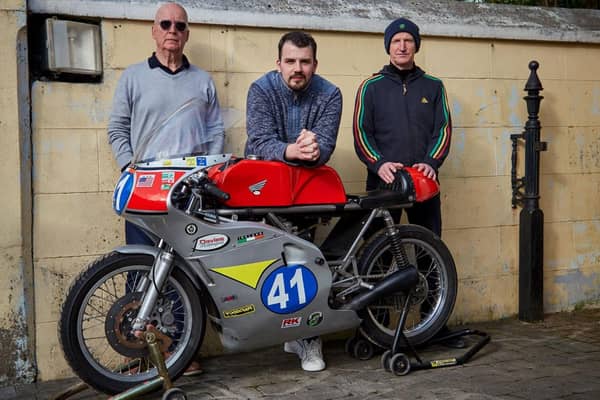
[206,159,347,207]
[125,168,189,213]
[401,167,440,202]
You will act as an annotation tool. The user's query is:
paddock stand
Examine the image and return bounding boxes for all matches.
[346,294,491,375]
[51,328,188,400]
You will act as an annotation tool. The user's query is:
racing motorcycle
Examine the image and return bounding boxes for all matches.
[59,100,457,394]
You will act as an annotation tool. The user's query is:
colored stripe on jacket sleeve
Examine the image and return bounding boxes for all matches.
[353,75,384,163]
[429,83,451,160]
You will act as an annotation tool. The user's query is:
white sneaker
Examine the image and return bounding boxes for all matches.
[284,337,326,372]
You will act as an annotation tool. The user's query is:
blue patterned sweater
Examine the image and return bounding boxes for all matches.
[244,71,342,167]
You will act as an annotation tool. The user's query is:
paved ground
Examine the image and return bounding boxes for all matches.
[3,307,600,400]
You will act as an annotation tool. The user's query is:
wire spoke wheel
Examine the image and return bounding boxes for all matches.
[357,225,457,348]
[59,252,205,394]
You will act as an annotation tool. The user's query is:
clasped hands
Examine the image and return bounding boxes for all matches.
[378,161,436,184]
[285,129,320,162]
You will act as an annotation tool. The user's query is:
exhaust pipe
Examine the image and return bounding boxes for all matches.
[342,266,419,311]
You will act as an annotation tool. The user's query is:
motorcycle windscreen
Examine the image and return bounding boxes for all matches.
[132,98,222,165]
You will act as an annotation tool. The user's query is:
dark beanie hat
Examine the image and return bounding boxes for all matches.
[384,18,420,54]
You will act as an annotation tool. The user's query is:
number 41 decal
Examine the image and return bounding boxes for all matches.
[261,265,318,314]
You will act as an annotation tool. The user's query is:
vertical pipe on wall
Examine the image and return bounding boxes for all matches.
[518,61,546,322]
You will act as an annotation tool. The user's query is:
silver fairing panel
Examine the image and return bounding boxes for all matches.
[125,208,361,352]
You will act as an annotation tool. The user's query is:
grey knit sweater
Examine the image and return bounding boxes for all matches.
[244,71,342,167]
[108,59,224,169]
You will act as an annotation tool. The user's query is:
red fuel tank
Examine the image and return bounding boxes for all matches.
[206,159,347,207]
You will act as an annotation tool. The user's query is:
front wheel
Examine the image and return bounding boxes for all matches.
[59,252,205,395]
[357,225,457,348]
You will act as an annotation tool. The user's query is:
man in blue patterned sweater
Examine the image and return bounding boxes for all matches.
[245,31,342,167]
[244,31,343,372]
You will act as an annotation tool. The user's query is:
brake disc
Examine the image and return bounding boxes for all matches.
[104,292,148,358]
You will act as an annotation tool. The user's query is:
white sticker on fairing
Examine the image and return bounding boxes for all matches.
[194,234,229,251]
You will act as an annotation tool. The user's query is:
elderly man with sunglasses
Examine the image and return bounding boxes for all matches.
[107,1,224,375]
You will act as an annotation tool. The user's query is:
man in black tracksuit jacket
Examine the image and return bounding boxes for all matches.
[352,18,461,347]
[353,17,452,236]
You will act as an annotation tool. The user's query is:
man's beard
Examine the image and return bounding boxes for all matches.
[288,74,307,89]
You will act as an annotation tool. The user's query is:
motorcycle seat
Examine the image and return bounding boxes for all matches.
[352,190,415,210]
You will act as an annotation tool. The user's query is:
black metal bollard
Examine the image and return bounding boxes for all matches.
[511,61,547,322]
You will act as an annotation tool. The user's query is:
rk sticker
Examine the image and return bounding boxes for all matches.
[307,311,323,327]
[237,232,265,244]
[194,234,229,251]
[223,304,255,319]
[136,174,155,188]
[160,184,171,191]
[261,265,318,314]
[281,316,302,328]
[185,224,198,235]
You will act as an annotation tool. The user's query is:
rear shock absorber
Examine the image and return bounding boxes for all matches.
[381,210,410,269]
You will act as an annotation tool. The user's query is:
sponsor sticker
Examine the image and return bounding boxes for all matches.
[161,171,175,183]
[136,174,155,188]
[237,232,265,244]
[307,311,323,327]
[162,159,172,166]
[194,234,229,251]
[160,184,171,191]
[185,157,197,166]
[196,156,207,166]
[431,358,457,368]
[185,224,198,235]
[281,317,302,328]
[223,304,255,318]
[221,295,237,303]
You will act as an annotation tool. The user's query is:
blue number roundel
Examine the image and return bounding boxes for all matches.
[260,265,318,314]
[113,171,134,215]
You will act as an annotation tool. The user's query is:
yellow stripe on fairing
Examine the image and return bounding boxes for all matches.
[211,259,277,289]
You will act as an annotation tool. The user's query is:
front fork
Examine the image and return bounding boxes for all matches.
[132,240,175,332]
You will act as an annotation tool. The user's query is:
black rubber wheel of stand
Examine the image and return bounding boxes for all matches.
[381,350,392,371]
[345,336,358,357]
[352,339,375,360]
[390,353,411,376]
[163,387,188,400]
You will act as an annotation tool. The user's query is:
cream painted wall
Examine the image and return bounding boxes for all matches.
[21,19,600,380]
[0,0,36,385]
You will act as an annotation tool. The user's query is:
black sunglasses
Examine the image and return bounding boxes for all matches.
[159,20,187,32]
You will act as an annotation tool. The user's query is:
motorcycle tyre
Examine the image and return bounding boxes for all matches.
[59,252,205,395]
[357,224,457,349]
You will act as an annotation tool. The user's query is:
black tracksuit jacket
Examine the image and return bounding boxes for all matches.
[353,64,452,189]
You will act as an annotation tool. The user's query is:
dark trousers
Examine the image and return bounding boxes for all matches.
[124,221,155,293]
[390,194,441,237]
[125,221,155,245]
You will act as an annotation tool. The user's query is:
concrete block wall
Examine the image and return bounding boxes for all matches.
[0,0,37,385]
[19,19,600,380]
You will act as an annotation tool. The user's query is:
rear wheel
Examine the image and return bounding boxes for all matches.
[357,225,457,348]
[59,252,205,395]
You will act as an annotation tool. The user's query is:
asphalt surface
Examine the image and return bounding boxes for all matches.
[3,307,600,400]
